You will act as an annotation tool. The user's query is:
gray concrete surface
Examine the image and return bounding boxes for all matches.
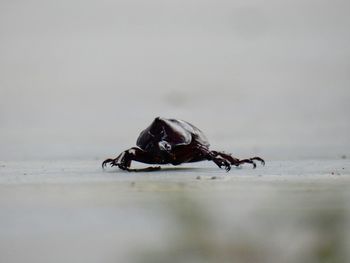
[0,159,349,263]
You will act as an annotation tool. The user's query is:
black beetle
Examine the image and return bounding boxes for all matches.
[102,117,265,172]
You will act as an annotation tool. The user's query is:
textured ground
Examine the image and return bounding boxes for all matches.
[1,159,349,263]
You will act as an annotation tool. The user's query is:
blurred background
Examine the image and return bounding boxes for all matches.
[1,0,349,160]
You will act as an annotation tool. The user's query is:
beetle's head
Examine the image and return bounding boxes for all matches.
[158,141,172,153]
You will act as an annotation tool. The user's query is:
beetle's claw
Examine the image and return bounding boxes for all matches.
[102,158,125,169]
[251,157,265,166]
[102,158,114,169]
[252,161,257,169]
[102,157,132,171]
[215,158,231,172]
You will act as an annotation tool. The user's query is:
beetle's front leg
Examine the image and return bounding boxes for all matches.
[211,151,265,169]
[102,147,161,172]
[196,146,231,171]
[102,151,128,170]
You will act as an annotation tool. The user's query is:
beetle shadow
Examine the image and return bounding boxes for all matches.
[129,166,203,173]
[150,166,201,172]
[103,166,202,173]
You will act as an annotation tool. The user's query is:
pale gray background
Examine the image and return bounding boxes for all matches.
[1,0,349,161]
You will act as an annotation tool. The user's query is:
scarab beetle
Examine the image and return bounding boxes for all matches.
[102,117,265,172]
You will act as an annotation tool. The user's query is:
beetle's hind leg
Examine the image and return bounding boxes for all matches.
[102,147,161,172]
[211,151,265,169]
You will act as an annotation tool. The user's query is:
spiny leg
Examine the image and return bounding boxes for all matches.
[237,158,257,168]
[237,157,265,168]
[102,147,161,172]
[211,151,265,169]
[250,157,265,165]
[213,156,232,172]
[102,151,127,169]
[196,146,231,171]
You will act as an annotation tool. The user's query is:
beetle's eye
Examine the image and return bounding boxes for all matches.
[165,143,171,150]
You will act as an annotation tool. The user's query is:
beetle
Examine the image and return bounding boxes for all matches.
[102,117,265,172]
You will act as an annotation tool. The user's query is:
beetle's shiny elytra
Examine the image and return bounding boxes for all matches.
[102,117,265,172]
